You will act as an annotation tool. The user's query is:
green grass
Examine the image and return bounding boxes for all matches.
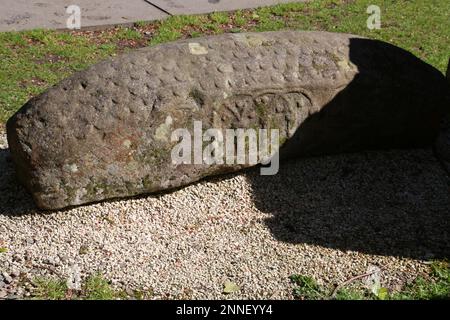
[114,27,142,41]
[0,29,116,123]
[83,274,117,300]
[32,277,68,300]
[290,274,325,299]
[0,0,448,124]
[333,287,368,300]
[291,261,450,300]
[209,12,230,25]
[31,274,151,300]
[391,261,450,300]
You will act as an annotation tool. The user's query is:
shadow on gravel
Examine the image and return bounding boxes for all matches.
[0,148,37,216]
[248,149,450,260]
[249,38,450,261]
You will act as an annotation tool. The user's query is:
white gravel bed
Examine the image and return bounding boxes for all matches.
[0,132,449,299]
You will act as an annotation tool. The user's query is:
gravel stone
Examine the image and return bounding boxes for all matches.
[1,272,12,284]
[0,290,7,299]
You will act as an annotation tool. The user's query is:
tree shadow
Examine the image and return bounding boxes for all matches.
[249,37,450,260]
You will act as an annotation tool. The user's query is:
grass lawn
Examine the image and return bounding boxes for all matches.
[0,0,449,300]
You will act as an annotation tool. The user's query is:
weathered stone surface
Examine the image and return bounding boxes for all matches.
[6,31,450,210]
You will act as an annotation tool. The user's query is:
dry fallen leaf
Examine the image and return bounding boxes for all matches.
[223,281,240,294]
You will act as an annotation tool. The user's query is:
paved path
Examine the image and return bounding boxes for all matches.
[0,0,302,32]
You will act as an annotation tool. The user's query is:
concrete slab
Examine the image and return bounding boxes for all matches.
[0,0,305,32]
[0,0,168,32]
[147,0,303,15]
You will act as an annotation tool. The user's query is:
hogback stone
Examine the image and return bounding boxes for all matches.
[6,31,450,209]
